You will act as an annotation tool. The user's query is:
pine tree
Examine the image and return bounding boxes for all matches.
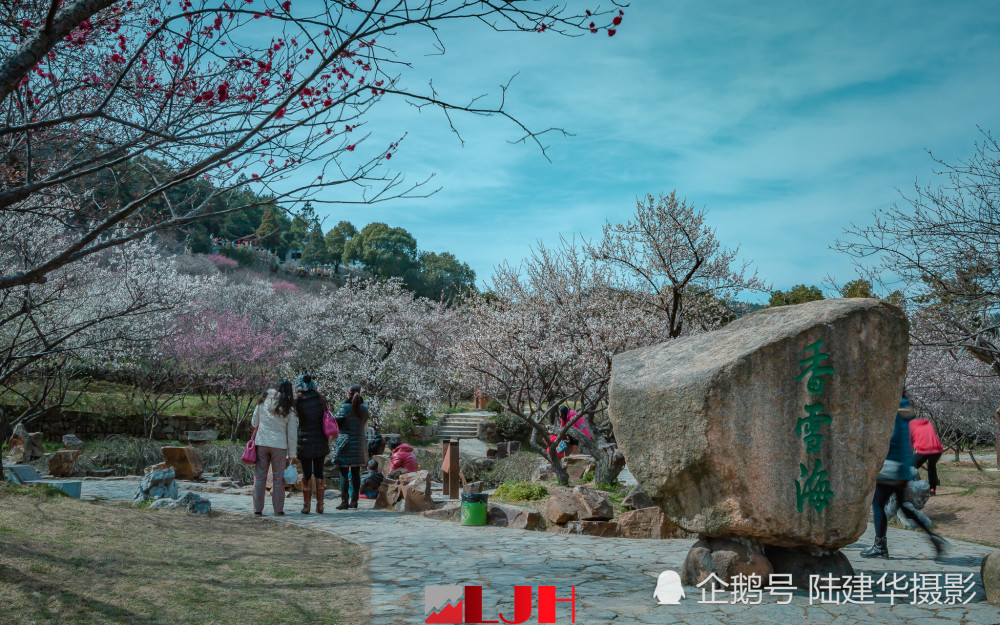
[301,224,332,267]
[255,208,282,251]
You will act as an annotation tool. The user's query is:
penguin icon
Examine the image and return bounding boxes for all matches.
[653,570,685,605]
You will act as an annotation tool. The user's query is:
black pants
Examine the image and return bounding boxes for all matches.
[872,482,932,539]
[300,456,324,481]
[914,453,942,490]
[338,466,360,501]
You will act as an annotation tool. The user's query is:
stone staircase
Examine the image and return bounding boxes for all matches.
[436,411,492,440]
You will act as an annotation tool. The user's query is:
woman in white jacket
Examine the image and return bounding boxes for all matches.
[251,379,298,516]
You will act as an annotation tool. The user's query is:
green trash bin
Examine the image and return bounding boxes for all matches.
[461,492,489,526]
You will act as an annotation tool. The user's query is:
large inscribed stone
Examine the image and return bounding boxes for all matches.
[609,298,908,549]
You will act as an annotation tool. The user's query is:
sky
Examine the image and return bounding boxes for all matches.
[301,1,1000,300]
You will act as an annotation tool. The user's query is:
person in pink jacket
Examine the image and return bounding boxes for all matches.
[558,406,592,456]
[910,416,944,495]
[388,440,419,474]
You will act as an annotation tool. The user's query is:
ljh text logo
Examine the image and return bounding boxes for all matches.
[424,585,577,624]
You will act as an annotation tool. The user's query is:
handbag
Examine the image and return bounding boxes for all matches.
[323,409,339,438]
[241,427,259,465]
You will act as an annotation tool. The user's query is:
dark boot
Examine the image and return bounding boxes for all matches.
[349,495,358,509]
[336,484,349,510]
[315,477,325,514]
[860,537,888,559]
[300,477,312,514]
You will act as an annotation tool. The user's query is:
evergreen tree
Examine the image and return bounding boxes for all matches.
[255,208,282,251]
[324,220,358,274]
[768,284,824,307]
[301,224,332,267]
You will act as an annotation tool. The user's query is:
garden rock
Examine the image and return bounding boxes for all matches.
[6,424,43,463]
[681,537,774,588]
[134,467,179,504]
[617,507,683,539]
[374,480,402,510]
[61,434,85,451]
[149,491,212,515]
[544,487,580,525]
[399,470,434,513]
[487,503,542,530]
[422,502,462,521]
[48,449,81,478]
[573,486,612,521]
[543,486,613,524]
[622,485,654,511]
[531,463,556,483]
[610,298,909,550]
[982,550,1000,607]
[566,520,619,537]
[161,446,203,480]
[764,546,854,590]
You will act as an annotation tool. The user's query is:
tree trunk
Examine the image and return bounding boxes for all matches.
[995,408,1000,471]
[547,448,570,486]
[0,414,9,481]
[593,448,625,486]
[969,450,983,471]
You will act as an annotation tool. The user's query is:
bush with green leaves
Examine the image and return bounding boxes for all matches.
[494,481,548,502]
[492,413,532,442]
[485,399,504,414]
[400,403,430,427]
[219,243,255,267]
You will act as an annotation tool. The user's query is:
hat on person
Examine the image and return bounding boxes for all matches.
[898,397,916,418]
[295,373,316,392]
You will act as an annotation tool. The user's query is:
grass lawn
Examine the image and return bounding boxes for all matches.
[0,485,369,624]
[920,454,1000,548]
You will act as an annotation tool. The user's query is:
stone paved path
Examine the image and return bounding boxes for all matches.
[80,479,999,625]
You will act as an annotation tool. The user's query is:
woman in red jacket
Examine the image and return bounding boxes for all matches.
[910,416,944,495]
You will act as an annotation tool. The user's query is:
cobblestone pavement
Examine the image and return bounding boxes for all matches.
[80,479,999,625]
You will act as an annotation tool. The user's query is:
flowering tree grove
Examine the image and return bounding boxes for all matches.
[167,309,288,437]
[454,238,666,485]
[591,191,769,337]
[0,0,626,292]
[837,131,1000,463]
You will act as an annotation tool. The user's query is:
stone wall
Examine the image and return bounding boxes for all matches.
[5,405,250,441]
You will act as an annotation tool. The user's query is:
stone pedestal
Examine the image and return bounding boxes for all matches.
[681,537,773,588]
[681,537,854,589]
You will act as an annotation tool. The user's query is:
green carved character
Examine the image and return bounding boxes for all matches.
[796,402,832,453]
[797,339,834,394]
[796,457,834,513]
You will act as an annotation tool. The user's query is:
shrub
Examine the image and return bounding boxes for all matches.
[494,481,547,502]
[400,403,430,427]
[206,253,240,271]
[485,399,503,413]
[0,483,68,499]
[493,413,532,442]
[270,280,298,294]
[580,469,594,483]
[459,451,539,488]
[219,243,254,267]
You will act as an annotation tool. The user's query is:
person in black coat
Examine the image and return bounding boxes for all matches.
[333,383,370,509]
[861,397,947,559]
[294,374,332,514]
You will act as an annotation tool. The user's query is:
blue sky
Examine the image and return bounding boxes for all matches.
[306,1,1000,300]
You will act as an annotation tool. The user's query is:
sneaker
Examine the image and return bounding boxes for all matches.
[929,488,936,496]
